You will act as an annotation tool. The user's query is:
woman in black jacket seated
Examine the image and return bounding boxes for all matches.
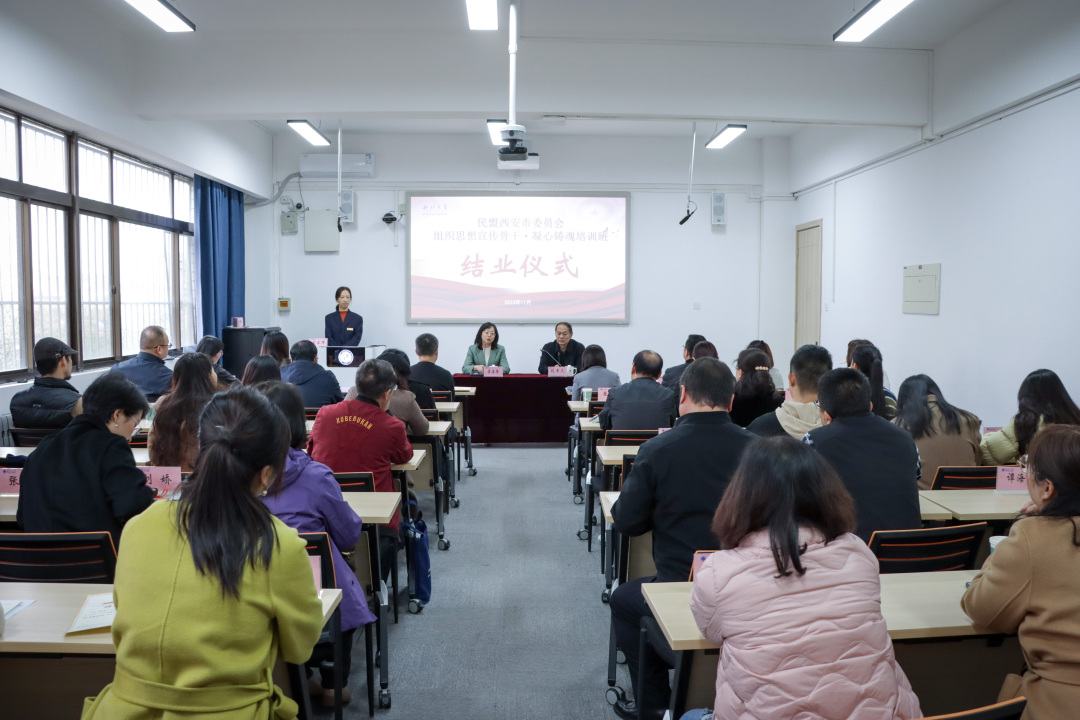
[17,373,155,544]
[324,286,363,347]
[729,348,784,428]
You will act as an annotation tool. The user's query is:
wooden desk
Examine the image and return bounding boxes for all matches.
[426,420,451,436]
[391,449,426,472]
[919,494,954,522]
[600,491,619,524]
[452,386,476,397]
[919,490,1027,521]
[596,445,640,466]
[343,492,400,526]
[579,416,601,432]
[434,401,460,415]
[0,494,16,524]
[1,446,149,466]
[568,400,588,415]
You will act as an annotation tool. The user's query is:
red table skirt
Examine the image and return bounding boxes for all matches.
[454,374,574,443]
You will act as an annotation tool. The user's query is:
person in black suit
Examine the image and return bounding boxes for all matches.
[537,322,585,373]
[803,368,921,542]
[608,357,754,720]
[599,350,676,431]
[324,286,363,346]
[660,334,705,390]
[411,333,455,393]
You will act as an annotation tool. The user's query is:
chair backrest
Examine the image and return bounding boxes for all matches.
[10,427,62,447]
[868,523,988,573]
[931,465,999,490]
[922,698,1026,720]
[298,531,336,591]
[604,430,658,447]
[421,407,439,421]
[587,400,605,417]
[617,456,636,491]
[333,472,375,493]
[431,390,453,403]
[0,532,117,583]
[128,435,148,448]
[304,407,320,421]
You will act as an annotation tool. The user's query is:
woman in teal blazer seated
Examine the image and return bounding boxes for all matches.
[463,322,510,374]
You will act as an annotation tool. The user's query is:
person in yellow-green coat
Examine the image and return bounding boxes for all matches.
[82,388,325,720]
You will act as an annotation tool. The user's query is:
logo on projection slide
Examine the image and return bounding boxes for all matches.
[337,349,355,366]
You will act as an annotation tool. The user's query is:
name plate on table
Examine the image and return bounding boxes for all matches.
[996,465,1027,493]
[547,366,570,377]
[483,366,504,377]
[983,426,1002,435]
[690,550,717,580]
[0,467,21,494]
[657,427,670,434]
[310,337,328,347]
[142,466,182,499]
[231,317,245,327]
[598,387,610,401]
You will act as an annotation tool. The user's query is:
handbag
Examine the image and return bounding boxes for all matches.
[401,501,431,606]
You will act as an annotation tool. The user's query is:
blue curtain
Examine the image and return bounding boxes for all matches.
[195,176,245,338]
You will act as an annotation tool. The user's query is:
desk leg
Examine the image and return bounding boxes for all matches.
[445,436,459,510]
[287,662,315,720]
[459,395,476,475]
[579,473,594,544]
[602,523,617,603]
[365,523,392,708]
[670,649,694,720]
[331,606,343,720]
[433,470,449,551]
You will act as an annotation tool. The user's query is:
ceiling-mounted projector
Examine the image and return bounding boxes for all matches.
[497,152,540,170]
[497,124,528,160]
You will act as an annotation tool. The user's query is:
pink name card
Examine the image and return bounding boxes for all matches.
[690,550,717,580]
[983,427,1002,435]
[231,317,245,328]
[547,366,569,377]
[310,556,323,592]
[598,387,610,401]
[142,467,182,499]
[657,427,670,434]
[310,337,328,347]
[0,468,21,494]
[996,465,1027,493]
[483,366,504,377]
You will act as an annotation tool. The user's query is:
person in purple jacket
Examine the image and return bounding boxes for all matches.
[256,380,375,708]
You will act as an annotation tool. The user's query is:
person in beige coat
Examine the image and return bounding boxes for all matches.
[962,424,1080,720]
[892,375,982,489]
[981,369,1080,466]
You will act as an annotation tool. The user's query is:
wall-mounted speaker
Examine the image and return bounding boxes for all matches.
[339,190,355,224]
[711,192,726,226]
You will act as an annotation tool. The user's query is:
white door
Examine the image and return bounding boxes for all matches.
[794,221,822,348]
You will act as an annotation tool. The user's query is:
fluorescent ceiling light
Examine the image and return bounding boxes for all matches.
[122,0,195,32]
[487,119,509,146]
[287,120,331,146]
[833,0,917,43]
[705,125,747,150]
[466,0,498,30]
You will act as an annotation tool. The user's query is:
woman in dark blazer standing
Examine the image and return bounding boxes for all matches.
[324,285,363,346]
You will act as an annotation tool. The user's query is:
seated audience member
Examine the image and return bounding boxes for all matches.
[110,325,173,402]
[376,350,429,436]
[17,374,153,543]
[538,321,585,373]
[893,375,982,488]
[847,337,891,391]
[599,350,677,431]
[729,348,784,427]
[411,333,455,393]
[281,340,344,408]
[609,357,754,720]
[308,359,413,570]
[690,340,718,360]
[462,321,510,373]
[660,334,705,390]
[257,381,374,707]
[804,368,921,542]
[571,344,621,401]
[684,437,922,720]
[746,339,786,391]
[148,353,216,472]
[748,344,832,439]
[241,355,282,386]
[261,330,291,367]
[196,334,238,387]
[982,369,1080,466]
[850,342,896,419]
[10,337,83,428]
[962,425,1080,720]
[380,348,434,409]
[82,388,324,719]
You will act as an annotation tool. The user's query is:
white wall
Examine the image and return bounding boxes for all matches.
[794,85,1080,426]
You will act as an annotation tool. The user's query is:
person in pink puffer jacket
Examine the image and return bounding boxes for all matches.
[683,436,923,720]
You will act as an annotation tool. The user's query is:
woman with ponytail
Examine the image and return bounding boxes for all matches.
[850,342,896,419]
[681,437,921,720]
[729,348,784,427]
[147,352,216,471]
[83,388,325,720]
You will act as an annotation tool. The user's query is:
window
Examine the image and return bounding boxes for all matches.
[0,197,23,372]
[114,154,170,217]
[0,111,16,181]
[119,221,175,356]
[79,214,113,361]
[174,176,193,223]
[21,120,67,193]
[78,141,111,203]
[178,233,198,348]
[29,204,68,344]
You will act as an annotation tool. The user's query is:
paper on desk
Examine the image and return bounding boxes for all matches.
[66,593,116,634]
[1,599,34,620]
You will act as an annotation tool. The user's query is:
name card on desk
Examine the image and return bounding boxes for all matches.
[310,556,323,592]
[230,317,245,328]
[310,337,328,347]
[996,466,1027,493]
[598,387,610,401]
[67,593,116,634]
[0,468,21,494]
[983,426,1002,435]
[142,467,182,499]
[547,366,570,377]
[483,366,504,377]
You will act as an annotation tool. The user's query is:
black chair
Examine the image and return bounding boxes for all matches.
[618,456,636,492]
[868,523,988,573]
[420,407,439,421]
[0,532,117,583]
[587,400,605,417]
[304,407,320,421]
[923,698,1026,720]
[931,466,999,490]
[9,427,62,447]
[430,390,452,403]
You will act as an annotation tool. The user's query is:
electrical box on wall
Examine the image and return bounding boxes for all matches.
[305,210,340,252]
[902,263,941,315]
[281,211,298,234]
[277,298,291,312]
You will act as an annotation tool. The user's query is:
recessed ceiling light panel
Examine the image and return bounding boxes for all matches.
[123,0,195,32]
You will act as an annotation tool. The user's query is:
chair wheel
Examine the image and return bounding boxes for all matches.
[379,689,391,708]
[468,468,477,476]
[408,599,423,614]
[450,497,460,508]
[573,494,584,505]
[438,538,450,551]
[601,589,610,603]
[577,528,589,541]
[606,687,626,705]
[616,650,626,664]
[565,468,571,476]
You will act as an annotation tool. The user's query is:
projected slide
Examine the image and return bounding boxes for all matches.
[407,193,628,323]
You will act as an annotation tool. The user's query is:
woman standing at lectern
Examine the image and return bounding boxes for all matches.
[324,286,363,346]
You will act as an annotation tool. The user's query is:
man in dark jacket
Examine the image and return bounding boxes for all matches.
[411,333,455,393]
[804,368,921,542]
[537,321,585,374]
[608,358,754,720]
[599,350,676,431]
[281,340,345,408]
[660,334,705,390]
[10,337,83,428]
[110,325,173,402]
